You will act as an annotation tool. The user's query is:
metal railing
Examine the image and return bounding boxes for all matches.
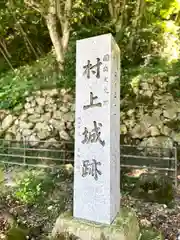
[0,139,178,186]
[120,144,177,187]
[0,139,74,167]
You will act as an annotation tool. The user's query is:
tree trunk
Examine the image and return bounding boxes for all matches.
[45,13,64,71]
[108,0,126,42]
[128,0,145,52]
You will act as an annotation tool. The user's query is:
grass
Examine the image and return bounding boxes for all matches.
[0,164,73,239]
[140,228,163,240]
[0,164,166,239]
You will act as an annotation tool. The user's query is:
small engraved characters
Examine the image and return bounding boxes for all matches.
[83,58,102,79]
[104,77,108,82]
[83,92,102,110]
[82,159,102,180]
[82,121,105,147]
[103,54,110,62]
[103,66,108,72]
[104,86,109,94]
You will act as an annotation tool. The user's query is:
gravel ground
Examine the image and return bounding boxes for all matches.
[1,166,180,239]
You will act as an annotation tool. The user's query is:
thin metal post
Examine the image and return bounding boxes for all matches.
[23,136,26,165]
[175,147,178,188]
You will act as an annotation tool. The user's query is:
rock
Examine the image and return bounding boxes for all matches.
[169,76,179,84]
[4,133,13,141]
[163,108,177,119]
[140,219,151,227]
[124,119,136,129]
[14,119,19,125]
[35,122,51,140]
[70,129,75,138]
[60,88,68,96]
[42,89,59,97]
[50,119,65,131]
[45,103,57,112]
[19,121,34,129]
[53,111,63,120]
[35,106,44,114]
[59,130,71,140]
[28,114,41,123]
[26,108,35,114]
[152,109,162,118]
[131,123,150,139]
[149,126,160,136]
[1,115,14,131]
[60,106,69,113]
[0,128,3,137]
[28,135,39,146]
[141,82,149,90]
[153,100,159,107]
[0,110,7,120]
[19,113,28,121]
[41,112,52,122]
[173,133,180,144]
[22,129,32,137]
[30,100,36,108]
[144,90,153,98]
[160,125,172,136]
[63,112,74,122]
[71,104,75,112]
[50,88,59,97]
[140,136,173,149]
[16,133,21,142]
[36,97,45,106]
[127,109,135,117]
[26,96,34,102]
[45,96,55,105]
[66,121,73,130]
[24,102,31,109]
[141,115,160,128]
[120,125,127,134]
[63,94,73,103]
[157,94,174,106]
[7,125,17,135]
[44,138,60,148]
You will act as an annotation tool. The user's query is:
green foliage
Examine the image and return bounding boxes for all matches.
[0,53,65,110]
[140,228,163,240]
[15,170,54,204]
[0,0,51,72]
[14,167,72,205]
[132,173,174,204]
[6,227,28,240]
[15,172,44,204]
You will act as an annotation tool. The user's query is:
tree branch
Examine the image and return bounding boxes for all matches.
[24,0,42,13]
[56,0,72,51]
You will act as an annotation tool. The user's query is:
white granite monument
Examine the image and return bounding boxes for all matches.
[73,33,120,225]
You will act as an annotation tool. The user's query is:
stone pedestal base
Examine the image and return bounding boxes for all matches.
[52,209,140,240]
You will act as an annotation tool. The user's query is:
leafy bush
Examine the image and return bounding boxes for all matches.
[15,170,54,204]
[0,52,74,110]
[15,172,43,204]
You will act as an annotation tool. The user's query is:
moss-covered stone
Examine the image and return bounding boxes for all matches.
[51,209,140,240]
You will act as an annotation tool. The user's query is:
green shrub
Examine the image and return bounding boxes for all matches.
[15,170,54,204]
[0,51,74,110]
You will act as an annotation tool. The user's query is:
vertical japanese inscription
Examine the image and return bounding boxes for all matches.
[80,56,107,180]
[81,121,105,147]
[103,54,109,95]
[82,159,102,181]
[83,92,102,110]
[83,58,102,79]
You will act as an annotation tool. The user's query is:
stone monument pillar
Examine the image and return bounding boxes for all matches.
[74,33,120,225]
